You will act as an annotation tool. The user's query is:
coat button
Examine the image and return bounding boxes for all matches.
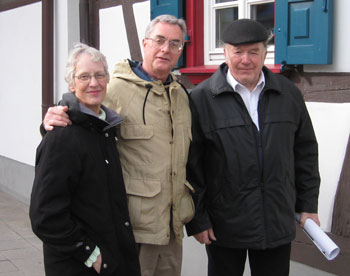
[103,263,108,269]
[85,246,90,251]
[125,221,130,227]
[105,133,109,138]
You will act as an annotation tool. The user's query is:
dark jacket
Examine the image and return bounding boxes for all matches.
[186,63,320,250]
[30,93,141,276]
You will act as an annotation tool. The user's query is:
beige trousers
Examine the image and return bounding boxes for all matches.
[138,234,182,276]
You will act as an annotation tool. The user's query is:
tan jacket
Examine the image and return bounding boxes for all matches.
[104,60,194,245]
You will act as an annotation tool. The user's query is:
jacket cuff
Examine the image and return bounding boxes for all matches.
[185,214,212,236]
[84,246,100,267]
[39,123,47,137]
[295,197,318,214]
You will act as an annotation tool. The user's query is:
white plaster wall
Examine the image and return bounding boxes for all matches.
[0,3,42,166]
[305,102,350,232]
[54,0,69,102]
[0,0,79,167]
[99,1,150,74]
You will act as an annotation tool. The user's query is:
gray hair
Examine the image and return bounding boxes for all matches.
[262,30,274,48]
[65,43,109,87]
[145,14,187,42]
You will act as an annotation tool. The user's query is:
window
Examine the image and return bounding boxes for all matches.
[204,0,275,65]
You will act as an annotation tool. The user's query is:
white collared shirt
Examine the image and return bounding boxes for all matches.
[226,71,265,130]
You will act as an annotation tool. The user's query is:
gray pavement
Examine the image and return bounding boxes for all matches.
[0,190,44,276]
[0,190,339,276]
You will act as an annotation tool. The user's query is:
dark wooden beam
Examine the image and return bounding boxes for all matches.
[332,135,350,237]
[79,0,100,49]
[99,0,147,9]
[287,72,350,103]
[42,0,54,119]
[0,0,40,12]
[79,0,90,45]
[121,0,143,61]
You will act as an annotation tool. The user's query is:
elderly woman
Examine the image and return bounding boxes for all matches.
[30,44,140,276]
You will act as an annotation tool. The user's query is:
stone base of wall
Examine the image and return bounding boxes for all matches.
[0,155,34,205]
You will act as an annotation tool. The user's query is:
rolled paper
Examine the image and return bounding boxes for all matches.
[295,213,340,261]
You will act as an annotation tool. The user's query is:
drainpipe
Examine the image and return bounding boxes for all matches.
[42,0,54,120]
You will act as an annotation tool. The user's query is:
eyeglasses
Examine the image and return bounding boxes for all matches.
[74,72,108,82]
[146,37,184,53]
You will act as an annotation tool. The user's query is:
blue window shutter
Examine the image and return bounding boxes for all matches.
[150,0,184,19]
[275,0,333,65]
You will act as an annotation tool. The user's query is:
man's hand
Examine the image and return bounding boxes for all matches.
[92,254,102,274]
[300,212,320,227]
[43,106,71,131]
[194,228,216,245]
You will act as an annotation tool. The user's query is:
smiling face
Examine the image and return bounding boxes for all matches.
[224,42,267,91]
[69,53,108,114]
[142,22,183,82]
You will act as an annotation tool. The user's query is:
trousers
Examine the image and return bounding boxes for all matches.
[138,232,182,276]
[206,242,291,276]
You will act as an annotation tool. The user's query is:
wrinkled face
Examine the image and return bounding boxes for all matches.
[142,22,183,82]
[224,42,267,91]
[69,53,108,114]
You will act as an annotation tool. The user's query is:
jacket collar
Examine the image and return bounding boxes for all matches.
[210,63,283,97]
[129,60,174,84]
[60,92,123,131]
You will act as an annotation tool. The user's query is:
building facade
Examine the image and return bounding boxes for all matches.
[0,1,349,275]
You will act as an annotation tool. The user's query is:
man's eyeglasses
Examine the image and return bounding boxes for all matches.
[74,72,108,82]
[146,37,184,53]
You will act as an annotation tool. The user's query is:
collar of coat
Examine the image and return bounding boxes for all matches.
[209,63,283,97]
[111,59,182,96]
[59,92,123,132]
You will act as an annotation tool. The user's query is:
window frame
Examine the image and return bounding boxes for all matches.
[204,0,275,65]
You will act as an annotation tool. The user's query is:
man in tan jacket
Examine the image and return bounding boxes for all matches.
[42,15,194,276]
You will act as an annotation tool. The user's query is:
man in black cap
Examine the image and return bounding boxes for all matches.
[186,19,321,276]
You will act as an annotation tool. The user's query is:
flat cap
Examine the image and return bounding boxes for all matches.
[222,19,268,46]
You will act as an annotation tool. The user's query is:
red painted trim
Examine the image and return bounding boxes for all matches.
[180,64,282,85]
[185,0,204,67]
[180,65,218,74]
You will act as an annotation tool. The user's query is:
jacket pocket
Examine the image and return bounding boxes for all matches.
[120,124,154,140]
[119,124,154,165]
[262,112,298,145]
[178,181,195,224]
[125,178,161,232]
[263,112,298,125]
[204,117,247,133]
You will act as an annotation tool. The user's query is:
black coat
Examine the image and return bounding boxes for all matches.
[186,64,320,249]
[30,93,141,276]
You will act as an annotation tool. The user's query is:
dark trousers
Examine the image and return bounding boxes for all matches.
[206,243,291,276]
